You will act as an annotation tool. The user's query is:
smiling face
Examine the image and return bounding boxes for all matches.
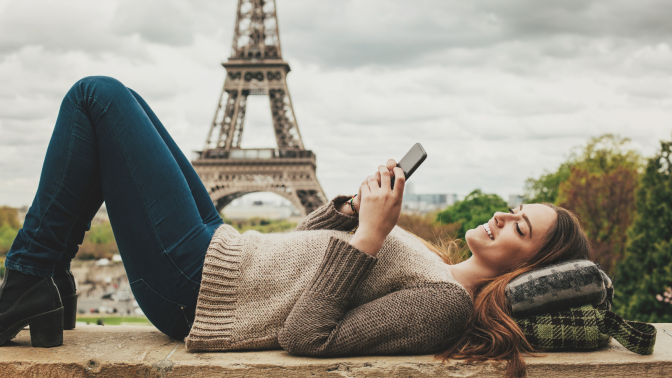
[464,204,557,273]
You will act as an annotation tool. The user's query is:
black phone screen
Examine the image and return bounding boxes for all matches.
[393,143,427,189]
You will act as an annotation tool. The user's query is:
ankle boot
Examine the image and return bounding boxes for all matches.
[0,269,64,348]
[53,270,77,330]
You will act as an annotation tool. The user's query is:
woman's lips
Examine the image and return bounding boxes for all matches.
[482,222,494,240]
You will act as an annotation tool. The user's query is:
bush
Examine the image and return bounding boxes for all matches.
[0,224,19,254]
[222,218,297,234]
[0,207,20,229]
[397,212,470,264]
[75,221,118,260]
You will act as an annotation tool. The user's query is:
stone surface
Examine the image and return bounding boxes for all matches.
[0,324,670,377]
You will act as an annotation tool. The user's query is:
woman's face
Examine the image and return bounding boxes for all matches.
[465,204,557,273]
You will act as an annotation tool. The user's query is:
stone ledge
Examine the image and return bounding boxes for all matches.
[0,324,670,377]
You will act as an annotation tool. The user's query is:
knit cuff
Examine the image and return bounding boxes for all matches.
[295,195,359,232]
[306,237,377,300]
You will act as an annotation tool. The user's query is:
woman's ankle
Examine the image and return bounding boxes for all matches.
[0,269,46,313]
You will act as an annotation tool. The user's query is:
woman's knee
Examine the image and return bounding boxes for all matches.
[75,76,125,90]
[67,76,132,115]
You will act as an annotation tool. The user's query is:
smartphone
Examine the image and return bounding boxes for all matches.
[392,143,427,189]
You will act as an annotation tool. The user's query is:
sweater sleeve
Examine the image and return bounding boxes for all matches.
[294,195,358,232]
[277,237,473,356]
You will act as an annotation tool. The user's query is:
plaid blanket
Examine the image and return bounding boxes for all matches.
[506,260,613,316]
[515,304,657,355]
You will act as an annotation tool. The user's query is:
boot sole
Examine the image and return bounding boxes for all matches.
[0,307,64,348]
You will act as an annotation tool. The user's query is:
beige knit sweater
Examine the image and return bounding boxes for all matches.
[185,195,473,356]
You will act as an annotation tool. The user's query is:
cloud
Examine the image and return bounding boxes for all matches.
[110,0,196,46]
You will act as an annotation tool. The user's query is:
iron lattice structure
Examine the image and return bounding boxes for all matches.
[192,0,327,216]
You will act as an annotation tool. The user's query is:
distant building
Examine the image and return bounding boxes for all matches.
[508,195,524,208]
[401,183,457,214]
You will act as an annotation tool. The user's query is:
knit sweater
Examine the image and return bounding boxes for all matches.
[185,195,473,356]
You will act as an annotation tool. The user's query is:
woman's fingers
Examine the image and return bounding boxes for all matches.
[360,177,372,196]
[367,174,381,193]
[379,165,392,190]
[392,167,405,196]
[386,159,397,172]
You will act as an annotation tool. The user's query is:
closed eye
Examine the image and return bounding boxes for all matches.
[515,223,524,236]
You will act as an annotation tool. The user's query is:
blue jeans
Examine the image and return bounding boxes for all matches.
[5,76,224,339]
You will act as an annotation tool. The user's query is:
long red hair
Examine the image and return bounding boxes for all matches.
[417,204,592,377]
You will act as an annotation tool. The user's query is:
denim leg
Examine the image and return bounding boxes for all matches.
[126,88,223,230]
[53,182,104,271]
[51,89,224,271]
[6,76,221,338]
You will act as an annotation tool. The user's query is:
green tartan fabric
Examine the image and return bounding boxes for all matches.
[514,305,656,355]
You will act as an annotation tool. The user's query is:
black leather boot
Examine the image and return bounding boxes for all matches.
[0,269,64,348]
[53,270,77,330]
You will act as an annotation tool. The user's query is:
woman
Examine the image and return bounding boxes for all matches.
[0,77,591,377]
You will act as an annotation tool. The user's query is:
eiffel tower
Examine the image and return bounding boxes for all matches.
[192,0,327,216]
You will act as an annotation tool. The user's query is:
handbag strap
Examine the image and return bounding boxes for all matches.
[601,310,657,355]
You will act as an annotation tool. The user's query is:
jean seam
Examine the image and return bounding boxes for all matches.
[86,95,168,255]
[130,278,189,337]
[162,251,201,285]
[129,278,188,308]
[16,101,80,269]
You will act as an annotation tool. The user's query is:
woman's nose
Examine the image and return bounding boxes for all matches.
[493,212,513,226]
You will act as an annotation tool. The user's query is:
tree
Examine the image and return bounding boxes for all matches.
[436,189,509,240]
[524,134,642,274]
[558,164,638,273]
[612,140,672,323]
[524,162,572,204]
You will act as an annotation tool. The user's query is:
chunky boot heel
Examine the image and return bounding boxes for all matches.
[29,307,64,348]
[62,294,77,330]
[54,270,77,330]
[0,271,64,347]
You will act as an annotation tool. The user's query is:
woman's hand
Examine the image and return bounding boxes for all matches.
[352,159,399,213]
[349,160,405,256]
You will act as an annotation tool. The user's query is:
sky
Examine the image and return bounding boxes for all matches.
[1,0,672,208]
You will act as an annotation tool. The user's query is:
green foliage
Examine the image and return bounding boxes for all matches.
[436,189,509,240]
[0,224,19,255]
[224,217,297,234]
[524,134,642,204]
[572,134,642,174]
[75,221,118,260]
[86,222,115,244]
[0,206,21,229]
[0,206,20,255]
[0,257,5,279]
[613,140,672,323]
[524,163,572,204]
[524,134,642,273]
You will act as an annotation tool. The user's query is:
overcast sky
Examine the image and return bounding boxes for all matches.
[1,0,672,208]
